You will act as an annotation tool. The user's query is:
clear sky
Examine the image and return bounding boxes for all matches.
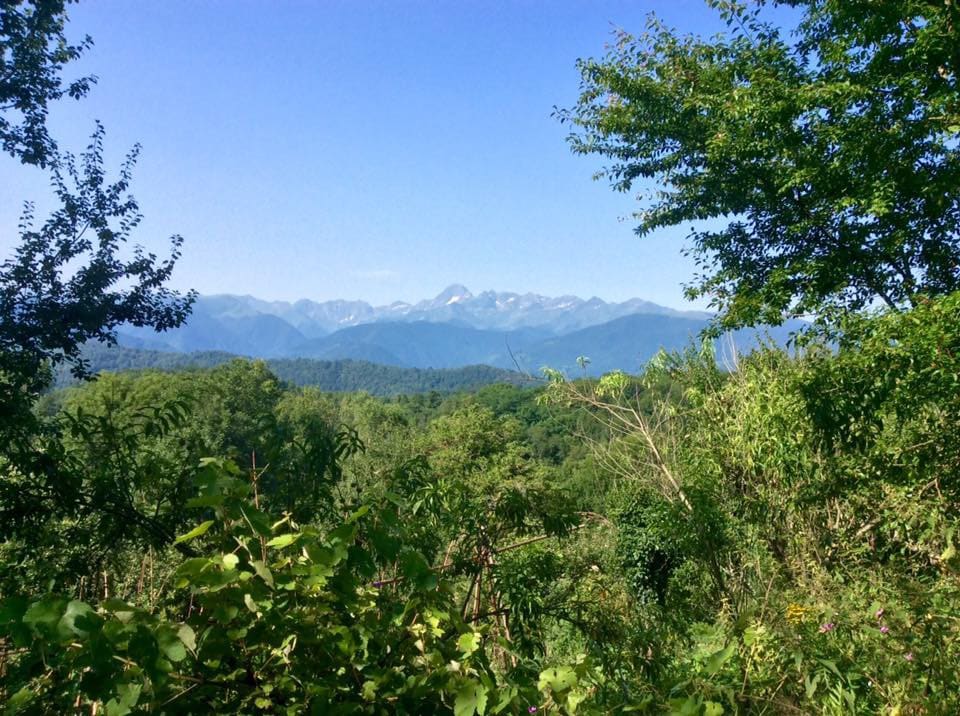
[1,1,745,309]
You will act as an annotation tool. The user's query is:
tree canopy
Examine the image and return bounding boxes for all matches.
[0,2,193,445]
[560,0,960,329]
[3,2,960,712]
[0,0,95,166]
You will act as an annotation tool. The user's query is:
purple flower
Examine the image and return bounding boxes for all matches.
[875,608,885,620]
[372,581,382,588]
[904,652,914,662]
[528,708,538,714]
[880,625,890,634]
[819,622,835,633]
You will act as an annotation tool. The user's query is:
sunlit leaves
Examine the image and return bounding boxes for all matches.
[560,0,960,329]
[0,0,96,166]
[173,520,214,545]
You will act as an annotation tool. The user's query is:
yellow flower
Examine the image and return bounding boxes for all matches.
[785,603,808,625]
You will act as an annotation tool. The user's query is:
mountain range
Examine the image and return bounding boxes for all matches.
[116,285,801,376]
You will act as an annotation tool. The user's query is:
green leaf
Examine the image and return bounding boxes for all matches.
[400,549,433,588]
[705,642,736,675]
[704,701,725,716]
[105,682,142,716]
[458,631,481,656]
[57,599,97,639]
[240,505,273,537]
[369,525,401,560]
[454,681,488,716]
[816,658,842,678]
[4,687,35,713]
[185,494,223,509]
[178,624,197,652]
[251,560,274,588]
[174,557,213,588]
[157,625,187,662]
[266,533,300,549]
[174,520,214,545]
[347,505,371,523]
[222,553,240,570]
[329,522,359,545]
[0,596,28,626]
[22,596,67,636]
[538,665,578,693]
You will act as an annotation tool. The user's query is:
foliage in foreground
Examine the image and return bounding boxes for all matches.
[543,293,960,713]
[1,455,612,714]
[2,294,959,714]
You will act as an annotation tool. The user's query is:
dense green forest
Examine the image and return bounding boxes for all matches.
[56,343,533,395]
[2,1,959,714]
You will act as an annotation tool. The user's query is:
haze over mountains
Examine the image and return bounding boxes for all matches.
[117,285,799,376]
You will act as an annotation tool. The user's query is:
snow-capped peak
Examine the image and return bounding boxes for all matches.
[432,284,473,306]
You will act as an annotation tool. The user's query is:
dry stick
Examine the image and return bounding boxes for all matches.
[438,538,458,575]
[574,383,732,597]
[566,382,693,512]
[486,546,517,667]
[149,547,155,606]
[251,451,267,563]
[460,572,479,621]
[473,548,484,623]
[617,402,691,512]
[374,516,606,588]
[136,551,147,597]
[160,682,200,706]
[102,651,242,691]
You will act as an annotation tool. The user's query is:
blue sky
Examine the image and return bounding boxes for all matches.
[1,1,747,308]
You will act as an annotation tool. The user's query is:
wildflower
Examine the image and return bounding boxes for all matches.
[528,708,538,714]
[880,625,889,634]
[875,608,885,620]
[819,622,835,633]
[904,652,914,662]
[786,603,808,625]
[372,581,383,588]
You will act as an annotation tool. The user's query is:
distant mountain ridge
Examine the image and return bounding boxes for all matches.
[116,285,802,376]
[121,285,710,347]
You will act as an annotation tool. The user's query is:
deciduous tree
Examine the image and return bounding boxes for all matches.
[0,0,95,166]
[560,0,960,329]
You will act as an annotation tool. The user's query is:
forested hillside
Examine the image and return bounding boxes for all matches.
[57,343,533,395]
[2,1,959,714]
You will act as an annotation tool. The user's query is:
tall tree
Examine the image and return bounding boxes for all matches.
[0,2,193,523]
[0,1,194,424]
[0,0,95,166]
[559,0,960,329]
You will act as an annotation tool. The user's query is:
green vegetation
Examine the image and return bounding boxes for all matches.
[560,0,960,330]
[2,0,959,713]
[56,343,534,395]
